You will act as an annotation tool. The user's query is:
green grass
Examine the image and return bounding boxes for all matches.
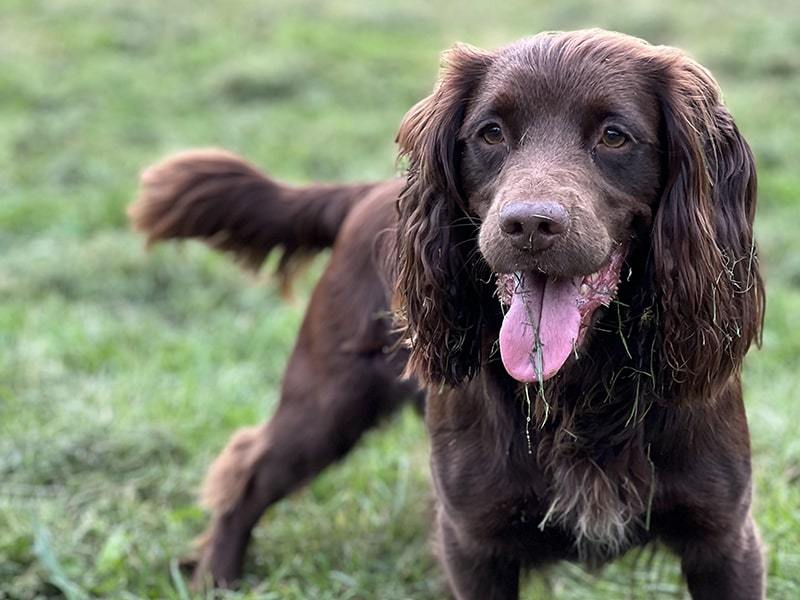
[1,0,799,598]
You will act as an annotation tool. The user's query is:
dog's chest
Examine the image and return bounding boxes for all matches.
[432,425,651,565]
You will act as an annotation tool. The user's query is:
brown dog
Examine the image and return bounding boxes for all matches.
[130,29,765,599]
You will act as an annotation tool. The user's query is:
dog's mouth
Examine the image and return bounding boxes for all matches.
[496,244,627,382]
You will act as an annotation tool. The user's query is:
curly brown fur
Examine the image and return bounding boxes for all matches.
[131,29,765,599]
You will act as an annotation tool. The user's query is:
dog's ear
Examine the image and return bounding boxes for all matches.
[650,50,765,402]
[393,45,494,387]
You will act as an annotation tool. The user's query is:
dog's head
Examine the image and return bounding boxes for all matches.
[393,29,764,401]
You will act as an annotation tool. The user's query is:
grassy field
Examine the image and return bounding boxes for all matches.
[1,0,799,598]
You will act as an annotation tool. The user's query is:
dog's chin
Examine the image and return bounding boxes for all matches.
[495,244,627,383]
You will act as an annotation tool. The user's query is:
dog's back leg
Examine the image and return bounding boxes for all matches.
[192,344,415,588]
[190,233,416,588]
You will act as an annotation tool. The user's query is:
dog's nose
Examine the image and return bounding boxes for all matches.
[498,201,569,251]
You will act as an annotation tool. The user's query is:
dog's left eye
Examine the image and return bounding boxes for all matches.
[601,128,627,148]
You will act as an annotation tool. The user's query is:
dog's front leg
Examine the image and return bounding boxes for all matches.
[678,512,765,600]
[437,511,520,600]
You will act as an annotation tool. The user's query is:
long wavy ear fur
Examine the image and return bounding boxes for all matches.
[393,45,495,387]
[650,49,765,402]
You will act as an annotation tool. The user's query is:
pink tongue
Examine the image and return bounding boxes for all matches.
[499,273,581,382]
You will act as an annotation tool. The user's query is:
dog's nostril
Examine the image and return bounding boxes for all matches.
[502,219,524,236]
[536,217,566,236]
[499,201,569,251]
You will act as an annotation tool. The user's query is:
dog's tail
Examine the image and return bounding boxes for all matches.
[128,148,382,288]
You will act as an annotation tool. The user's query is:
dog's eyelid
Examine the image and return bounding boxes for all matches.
[599,124,636,149]
[479,122,505,145]
[605,126,627,139]
[600,116,640,142]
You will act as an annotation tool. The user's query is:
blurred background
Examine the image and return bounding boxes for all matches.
[1,0,798,598]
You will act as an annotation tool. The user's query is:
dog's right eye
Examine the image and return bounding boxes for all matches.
[481,124,504,145]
